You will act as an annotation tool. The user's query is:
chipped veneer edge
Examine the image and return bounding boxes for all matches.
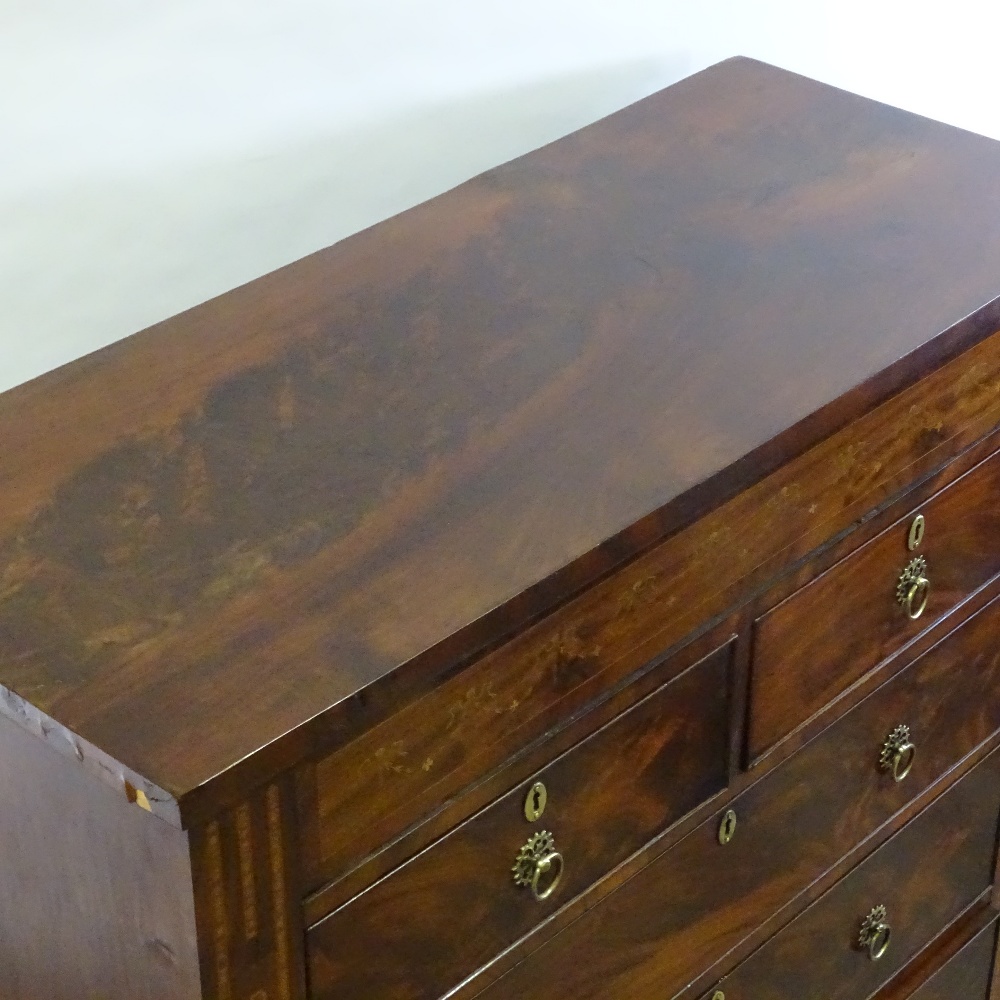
[0,682,182,828]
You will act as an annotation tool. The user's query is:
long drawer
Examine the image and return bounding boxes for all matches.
[749,444,1000,760]
[904,916,998,1000]
[471,592,1000,1000]
[306,640,732,999]
[710,749,1000,1000]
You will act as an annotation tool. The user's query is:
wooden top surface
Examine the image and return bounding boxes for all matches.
[3,56,1000,818]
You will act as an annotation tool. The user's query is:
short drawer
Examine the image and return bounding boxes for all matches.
[905,916,997,1000]
[472,593,1000,1000]
[711,749,1000,1000]
[749,444,1000,760]
[301,565,732,891]
[306,640,732,1000]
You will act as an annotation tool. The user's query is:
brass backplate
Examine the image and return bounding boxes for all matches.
[859,904,891,961]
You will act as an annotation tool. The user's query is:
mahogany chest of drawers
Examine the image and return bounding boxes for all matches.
[4,55,1000,1000]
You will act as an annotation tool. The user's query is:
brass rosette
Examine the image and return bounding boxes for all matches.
[512,830,556,888]
[859,904,891,961]
[879,724,911,770]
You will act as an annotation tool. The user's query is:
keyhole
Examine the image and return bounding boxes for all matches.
[718,809,737,845]
[524,781,547,821]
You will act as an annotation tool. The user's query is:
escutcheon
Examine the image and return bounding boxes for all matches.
[524,781,548,822]
[718,809,737,845]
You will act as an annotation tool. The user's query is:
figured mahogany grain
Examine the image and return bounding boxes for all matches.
[303,594,738,893]
[306,642,731,999]
[302,344,1000,890]
[711,749,1000,1000]
[3,59,1000,815]
[472,593,1000,1000]
[301,621,740,923]
[750,443,1000,759]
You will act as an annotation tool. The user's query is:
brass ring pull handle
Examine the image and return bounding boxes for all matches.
[880,724,916,782]
[859,905,892,961]
[530,850,563,901]
[896,556,930,620]
[513,831,564,902]
[904,577,930,619]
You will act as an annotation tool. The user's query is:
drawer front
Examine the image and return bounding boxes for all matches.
[306,642,731,1000]
[473,594,1000,1000]
[749,444,1000,759]
[713,751,1000,1000]
[907,918,997,1000]
[300,350,1000,895]
[303,571,728,890]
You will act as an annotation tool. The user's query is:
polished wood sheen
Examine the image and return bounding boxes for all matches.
[3,58,1000,820]
[750,443,1000,759]
[469,594,1000,1000]
[296,337,1000,897]
[5,57,1000,998]
[307,641,731,999]
[710,750,1000,1000]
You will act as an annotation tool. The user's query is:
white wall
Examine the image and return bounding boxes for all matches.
[3,0,1000,393]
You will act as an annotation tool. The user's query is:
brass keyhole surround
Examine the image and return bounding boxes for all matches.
[524,781,547,822]
[907,514,925,551]
[718,809,737,845]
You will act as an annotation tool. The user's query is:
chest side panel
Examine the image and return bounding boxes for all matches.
[0,711,202,1000]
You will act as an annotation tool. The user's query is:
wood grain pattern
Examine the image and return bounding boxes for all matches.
[7,58,1000,999]
[905,916,997,1000]
[0,710,202,999]
[189,780,305,1000]
[860,908,998,1000]
[2,59,1000,818]
[300,332,1000,887]
[306,642,731,999]
[711,748,1000,1000]
[300,619,740,924]
[471,592,1000,1000]
[303,602,734,892]
[749,442,1000,759]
